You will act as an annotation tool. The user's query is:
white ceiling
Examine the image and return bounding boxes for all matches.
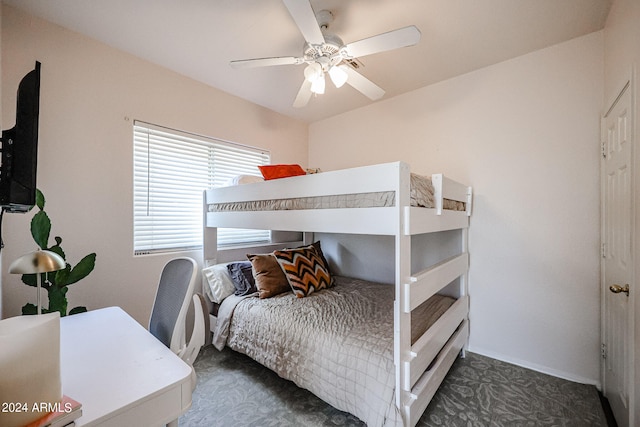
[4,0,611,123]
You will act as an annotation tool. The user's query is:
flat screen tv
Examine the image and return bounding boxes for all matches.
[1,61,41,213]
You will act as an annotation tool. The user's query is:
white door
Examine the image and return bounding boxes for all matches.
[601,81,633,427]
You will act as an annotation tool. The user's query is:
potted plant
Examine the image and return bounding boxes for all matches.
[20,189,96,316]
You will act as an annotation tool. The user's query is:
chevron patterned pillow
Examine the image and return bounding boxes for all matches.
[273,246,333,298]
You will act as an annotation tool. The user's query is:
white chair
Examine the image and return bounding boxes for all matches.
[149,257,208,392]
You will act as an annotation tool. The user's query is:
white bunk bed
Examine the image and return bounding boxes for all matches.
[202,161,472,427]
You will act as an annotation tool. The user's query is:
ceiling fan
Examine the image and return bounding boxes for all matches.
[230,0,421,108]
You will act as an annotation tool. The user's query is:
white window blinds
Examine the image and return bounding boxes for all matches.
[133,121,270,255]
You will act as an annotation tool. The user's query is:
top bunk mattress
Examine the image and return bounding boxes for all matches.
[208,173,466,213]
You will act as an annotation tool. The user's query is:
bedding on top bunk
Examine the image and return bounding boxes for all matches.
[208,173,465,213]
[212,276,455,427]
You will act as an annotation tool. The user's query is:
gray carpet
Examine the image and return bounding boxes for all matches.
[180,345,608,427]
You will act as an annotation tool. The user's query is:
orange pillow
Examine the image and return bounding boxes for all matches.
[258,164,306,180]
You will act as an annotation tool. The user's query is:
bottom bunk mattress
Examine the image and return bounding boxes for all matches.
[212,276,455,427]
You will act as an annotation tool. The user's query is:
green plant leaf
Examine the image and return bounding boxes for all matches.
[30,210,51,249]
[53,265,71,287]
[36,189,45,210]
[21,273,37,287]
[69,306,87,315]
[22,303,38,315]
[47,285,68,317]
[66,253,96,286]
[48,244,66,261]
[21,189,94,317]
[21,272,54,288]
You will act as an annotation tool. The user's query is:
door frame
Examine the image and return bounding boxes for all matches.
[600,69,636,427]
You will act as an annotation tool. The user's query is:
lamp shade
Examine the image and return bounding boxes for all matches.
[304,62,322,82]
[329,65,348,88]
[9,250,66,275]
[310,73,326,94]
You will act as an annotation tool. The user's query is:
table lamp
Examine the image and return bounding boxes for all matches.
[9,249,66,315]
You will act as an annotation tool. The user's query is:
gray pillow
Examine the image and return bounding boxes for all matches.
[227,261,257,296]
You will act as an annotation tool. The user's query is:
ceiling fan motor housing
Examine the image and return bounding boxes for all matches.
[303,32,345,70]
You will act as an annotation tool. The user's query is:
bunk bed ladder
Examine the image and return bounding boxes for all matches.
[399,172,471,426]
[401,252,470,425]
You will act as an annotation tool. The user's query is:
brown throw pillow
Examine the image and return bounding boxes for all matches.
[246,253,290,299]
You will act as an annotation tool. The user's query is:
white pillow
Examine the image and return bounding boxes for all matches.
[202,263,236,304]
[224,174,264,186]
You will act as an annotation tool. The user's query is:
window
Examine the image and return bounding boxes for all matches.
[133,121,270,255]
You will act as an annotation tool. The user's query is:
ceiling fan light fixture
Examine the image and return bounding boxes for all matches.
[310,72,325,94]
[304,62,325,94]
[304,62,322,82]
[329,65,348,88]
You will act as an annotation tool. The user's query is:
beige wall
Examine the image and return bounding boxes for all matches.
[310,32,604,384]
[603,0,640,423]
[1,0,619,394]
[0,5,307,324]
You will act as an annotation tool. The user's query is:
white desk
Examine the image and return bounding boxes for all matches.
[60,307,192,426]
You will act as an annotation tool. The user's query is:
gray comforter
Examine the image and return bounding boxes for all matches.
[213,276,454,426]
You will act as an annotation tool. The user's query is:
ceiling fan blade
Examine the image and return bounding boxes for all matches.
[230,56,302,69]
[293,79,313,108]
[341,66,385,101]
[282,0,325,45]
[343,25,421,59]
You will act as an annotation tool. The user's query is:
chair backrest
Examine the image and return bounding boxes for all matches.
[149,257,198,353]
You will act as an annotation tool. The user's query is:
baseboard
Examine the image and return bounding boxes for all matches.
[467,345,601,388]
